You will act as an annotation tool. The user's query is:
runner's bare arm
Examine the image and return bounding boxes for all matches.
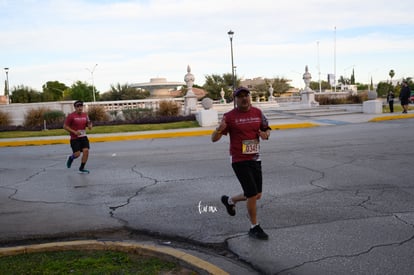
[64,124,80,136]
[211,117,227,142]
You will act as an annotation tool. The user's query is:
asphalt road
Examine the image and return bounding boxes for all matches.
[1,118,414,274]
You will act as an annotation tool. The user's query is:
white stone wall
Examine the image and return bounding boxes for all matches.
[0,101,74,126]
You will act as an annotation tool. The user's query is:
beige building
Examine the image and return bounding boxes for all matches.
[240,77,299,97]
[240,77,267,89]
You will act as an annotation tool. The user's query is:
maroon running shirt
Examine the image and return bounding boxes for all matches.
[221,106,269,163]
[64,112,90,140]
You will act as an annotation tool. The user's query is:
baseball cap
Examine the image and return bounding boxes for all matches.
[233,87,250,97]
[73,100,83,107]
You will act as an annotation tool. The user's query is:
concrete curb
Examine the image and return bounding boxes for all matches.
[0,240,229,275]
[368,113,414,122]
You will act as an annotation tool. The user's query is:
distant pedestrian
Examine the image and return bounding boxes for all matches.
[399,80,410,114]
[387,90,395,113]
[64,100,92,174]
[211,87,271,240]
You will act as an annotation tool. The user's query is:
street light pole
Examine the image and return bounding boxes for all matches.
[227,30,235,107]
[4,68,9,104]
[333,26,337,92]
[317,41,321,93]
[86,64,98,102]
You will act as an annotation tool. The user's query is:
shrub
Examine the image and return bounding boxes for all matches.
[315,94,367,105]
[43,110,65,127]
[108,110,121,121]
[24,107,50,129]
[87,105,110,122]
[43,110,65,129]
[347,94,366,104]
[92,114,196,126]
[122,108,154,121]
[0,110,11,127]
[356,92,368,102]
[157,100,180,117]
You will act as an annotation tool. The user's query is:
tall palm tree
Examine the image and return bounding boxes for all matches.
[389,69,395,83]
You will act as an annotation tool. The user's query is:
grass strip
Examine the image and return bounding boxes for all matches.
[0,121,200,139]
[0,250,193,275]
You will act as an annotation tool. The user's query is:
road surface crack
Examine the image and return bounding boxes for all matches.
[275,234,414,274]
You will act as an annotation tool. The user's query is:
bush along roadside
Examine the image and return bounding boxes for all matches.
[0,114,196,132]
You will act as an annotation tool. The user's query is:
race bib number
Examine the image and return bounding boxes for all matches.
[242,139,260,154]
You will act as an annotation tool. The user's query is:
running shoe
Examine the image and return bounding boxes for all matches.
[66,155,73,168]
[221,195,236,216]
[249,224,269,240]
[78,169,90,174]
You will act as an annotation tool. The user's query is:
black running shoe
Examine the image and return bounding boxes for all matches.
[66,155,73,168]
[249,224,269,240]
[221,195,236,216]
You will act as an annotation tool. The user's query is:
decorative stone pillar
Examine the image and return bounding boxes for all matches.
[220,88,225,103]
[300,65,319,107]
[268,85,274,102]
[196,97,218,126]
[184,65,197,115]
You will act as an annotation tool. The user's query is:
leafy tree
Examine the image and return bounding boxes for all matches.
[376,81,393,97]
[65,81,97,102]
[252,82,270,100]
[42,81,68,102]
[10,85,42,103]
[223,73,239,90]
[203,73,240,101]
[356,83,369,90]
[338,75,350,85]
[310,80,330,91]
[269,77,291,95]
[203,74,224,100]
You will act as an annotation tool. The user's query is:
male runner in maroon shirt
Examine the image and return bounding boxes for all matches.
[212,87,271,240]
[64,100,92,174]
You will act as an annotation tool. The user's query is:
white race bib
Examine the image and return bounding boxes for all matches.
[242,139,260,154]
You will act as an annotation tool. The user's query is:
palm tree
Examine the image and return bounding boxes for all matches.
[389,69,395,84]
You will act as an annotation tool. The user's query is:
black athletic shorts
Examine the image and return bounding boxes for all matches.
[231,160,262,198]
[70,136,90,153]
[400,98,409,105]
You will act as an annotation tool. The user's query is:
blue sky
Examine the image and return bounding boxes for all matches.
[1,0,413,94]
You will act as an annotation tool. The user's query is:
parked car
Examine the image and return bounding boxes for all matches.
[410,91,414,104]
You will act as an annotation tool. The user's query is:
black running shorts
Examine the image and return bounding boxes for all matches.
[400,98,409,105]
[70,136,90,153]
[231,160,262,198]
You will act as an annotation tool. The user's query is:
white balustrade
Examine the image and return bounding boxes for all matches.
[0,96,302,126]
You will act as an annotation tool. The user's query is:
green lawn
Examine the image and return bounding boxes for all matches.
[0,121,200,139]
[382,103,414,113]
[0,250,196,275]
